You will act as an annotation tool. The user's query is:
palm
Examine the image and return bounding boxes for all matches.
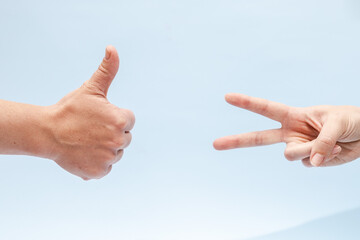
[214,93,360,167]
[282,108,319,144]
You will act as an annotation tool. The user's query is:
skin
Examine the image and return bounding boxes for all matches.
[0,46,135,180]
[213,93,360,167]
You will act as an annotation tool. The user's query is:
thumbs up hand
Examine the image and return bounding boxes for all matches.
[48,46,135,180]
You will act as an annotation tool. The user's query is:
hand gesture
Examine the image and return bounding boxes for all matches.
[48,46,135,179]
[213,93,360,167]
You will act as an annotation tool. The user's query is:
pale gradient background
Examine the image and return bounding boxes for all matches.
[1,0,360,239]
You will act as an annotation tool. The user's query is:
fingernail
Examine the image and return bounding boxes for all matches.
[105,47,111,60]
[311,153,324,167]
[332,145,342,155]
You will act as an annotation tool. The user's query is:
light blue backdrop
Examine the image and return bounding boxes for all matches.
[1,0,360,239]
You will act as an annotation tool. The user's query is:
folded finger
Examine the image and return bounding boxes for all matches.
[302,157,312,167]
[310,116,345,166]
[112,149,124,165]
[121,132,132,149]
[286,141,341,161]
[302,149,342,168]
[121,108,135,131]
[284,141,313,161]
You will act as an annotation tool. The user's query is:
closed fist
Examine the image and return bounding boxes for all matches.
[47,46,135,180]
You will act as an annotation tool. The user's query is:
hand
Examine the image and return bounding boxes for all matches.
[213,93,360,167]
[48,46,135,179]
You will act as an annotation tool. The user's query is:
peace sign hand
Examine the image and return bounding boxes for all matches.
[213,93,360,167]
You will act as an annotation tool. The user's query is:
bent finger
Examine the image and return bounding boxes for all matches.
[302,157,312,168]
[115,132,132,149]
[284,141,313,161]
[285,141,341,161]
[121,108,135,131]
[310,116,345,166]
[105,165,113,175]
[302,149,342,168]
[109,149,124,165]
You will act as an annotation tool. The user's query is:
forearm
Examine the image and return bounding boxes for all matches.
[0,100,55,159]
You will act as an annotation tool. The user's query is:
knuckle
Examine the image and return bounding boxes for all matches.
[117,108,135,130]
[254,133,263,146]
[107,111,127,130]
[107,165,112,175]
[116,118,127,129]
[82,80,99,93]
[302,159,312,168]
[86,168,106,179]
[113,113,127,129]
[284,149,295,161]
[97,63,111,78]
[117,149,124,157]
[235,137,244,148]
[127,133,132,145]
[328,157,347,166]
[317,136,335,148]
[83,79,104,95]
[113,151,124,164]
[118,138,126,148]
[240,97,251,108]
[125,109,136,124]
[232,138,241,148]
[120,134,132,149]
[258,101,269,114]
[105,152,117,164]
[330,113,343,122]
[112,136,126,148]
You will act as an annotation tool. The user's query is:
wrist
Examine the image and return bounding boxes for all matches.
[25,105,59,160]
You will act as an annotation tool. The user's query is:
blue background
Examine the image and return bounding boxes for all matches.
[1,0,360,239]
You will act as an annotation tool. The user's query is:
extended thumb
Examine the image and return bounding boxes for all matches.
[88,45,119,96]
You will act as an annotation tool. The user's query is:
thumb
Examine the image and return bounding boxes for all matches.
[310,116,344,167]
[87,45,119,96]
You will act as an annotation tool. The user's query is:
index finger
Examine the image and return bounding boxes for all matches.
[225,93,290,122]
[118,108,135,132]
